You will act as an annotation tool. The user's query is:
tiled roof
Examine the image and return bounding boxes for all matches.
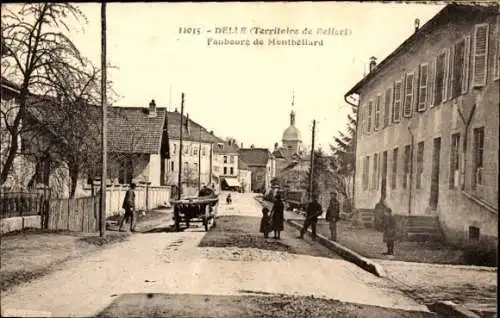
[214,142,239,154]
[238,158,250,170]
[167,111,224,144]
[345,3,498,96]
[107,107,166,154]
[238,148,272,166]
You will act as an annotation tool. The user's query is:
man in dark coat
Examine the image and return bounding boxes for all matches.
[381,199,396,255]
[119,183,136,232]
[299,194,323,239]
[271,194,284,239]
[325,192,340,241]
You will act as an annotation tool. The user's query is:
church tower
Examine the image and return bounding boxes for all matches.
[281,92,302,154]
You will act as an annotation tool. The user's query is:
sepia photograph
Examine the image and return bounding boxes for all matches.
[0,2,498,317]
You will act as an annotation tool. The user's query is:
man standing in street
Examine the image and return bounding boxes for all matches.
[325,192,340,241]
[119,183,136,232]
[299,194,323,239]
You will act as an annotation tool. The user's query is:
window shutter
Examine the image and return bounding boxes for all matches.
[429,57,436,108]
[472,23,489,87]
[384,87,392,127]
[462,35,471,93]
[418,63,428,111]
[448,46,455,100]
[392,80,402,123]
[443,48,450,101]
[403,72,414,118]
[375,94,382,130]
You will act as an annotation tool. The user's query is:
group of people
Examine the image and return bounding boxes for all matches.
[259,192,397,256]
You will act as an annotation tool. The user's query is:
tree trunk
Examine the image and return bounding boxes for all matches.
[69,164,79,199]
[0,133,20,185]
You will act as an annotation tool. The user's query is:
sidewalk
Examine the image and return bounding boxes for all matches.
[285,213,496,318]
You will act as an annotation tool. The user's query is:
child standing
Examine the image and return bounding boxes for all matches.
[260,207,272,238]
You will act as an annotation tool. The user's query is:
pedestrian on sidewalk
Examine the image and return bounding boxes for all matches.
[325,192,340,241]
[299,194,323,239]
[119,183,136,232]
[260,207,272,238]
[270,193,284,239]
[381,199,396,255]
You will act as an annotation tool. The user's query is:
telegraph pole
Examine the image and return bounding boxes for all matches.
[309,120,316,200]
[99,1,107,237]
[177,93,184,199]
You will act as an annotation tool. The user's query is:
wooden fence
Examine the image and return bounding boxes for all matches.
[0,188,50,219]
[46,185,171,232]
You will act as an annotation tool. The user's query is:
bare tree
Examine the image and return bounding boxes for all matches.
[1,3,89,185]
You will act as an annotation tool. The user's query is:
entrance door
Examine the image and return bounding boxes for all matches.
[381,151,388,199]
[430,137,441,210]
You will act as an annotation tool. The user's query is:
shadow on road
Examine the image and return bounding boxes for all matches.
[96,292,437,318]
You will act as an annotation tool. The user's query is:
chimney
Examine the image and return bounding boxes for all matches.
[210,130,214,134]
[369,56,377,73]
[240,142,243,148]
[414,18,420,33]
[185,112,190,133]
[174,108,178,112]
[148,99,157,117]
[250,144,254,149]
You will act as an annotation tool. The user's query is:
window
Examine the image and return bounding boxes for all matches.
[494,17,500,80]
[172,143,176,154]
[367,101,373,133]
[372,153,379,190]
[393,80,402,122]
[434,51,446,105]
[118,156,133,185]
[428,59,436,108]
[418,63,428,111]
[403,72,415,117]
[183,162,189,171]
[363,156,370,191]
[473,127,484,188]
[391,148,398,189]
[230,167,234,175]
[183,144,188,154]
[223,156,228,164]
[449,133,460,189]
[416,142,424,189]
[469,226,480,241]
[384,87,392,127]
[472,23,489,87]
[230,155,234,164]
[375,94,382,130]
[403,145,411,189]
[194,162,198,172]
[193,146,198,156]
[452,38,466,98]
[202,146,207,156]
[171,161,174,172]
[223,166,227,175]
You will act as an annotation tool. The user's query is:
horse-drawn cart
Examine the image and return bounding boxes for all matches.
[170,196,219,231]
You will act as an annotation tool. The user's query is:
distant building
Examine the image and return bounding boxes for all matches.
[238,158,252,193]
[238,146,274,193]
[213,138,242,190]
[345,4,499,247]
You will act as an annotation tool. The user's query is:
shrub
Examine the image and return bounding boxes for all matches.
[461,237,497,267]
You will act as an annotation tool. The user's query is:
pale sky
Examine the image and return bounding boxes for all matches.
[23,2,446,152]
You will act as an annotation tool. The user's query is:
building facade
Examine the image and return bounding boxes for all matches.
[166,110,223,195]
[213,138,241,189]
[345,4,499,247]
[238,147,274,193]
[238,158,252,193]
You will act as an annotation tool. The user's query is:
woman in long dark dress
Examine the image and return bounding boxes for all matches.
[271,194,285,239]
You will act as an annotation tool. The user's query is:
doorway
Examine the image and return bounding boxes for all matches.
[430,137,441,210]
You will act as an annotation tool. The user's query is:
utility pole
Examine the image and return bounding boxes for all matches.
[177,93,184,199]
[198,125,202,190]
[309,119,316,200]
[99,1,107,237]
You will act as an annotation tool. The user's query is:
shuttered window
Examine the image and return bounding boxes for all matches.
[428,58,436,108]
[452,38,466,99]
[375,95,382,130]
[434,52,446,105]
[403,72,414,117]
[418,63,428,111]
[384,87,392,127]
[443,49,451,102]
[462,36,471,94]
[472,23,489,87]
[367,100,373,133]
[393,80,402,122]
[447,46,454,101]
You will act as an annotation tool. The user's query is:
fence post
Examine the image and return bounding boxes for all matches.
[145,182,151,213]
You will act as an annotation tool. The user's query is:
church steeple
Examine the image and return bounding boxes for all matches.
[290,110,295,126]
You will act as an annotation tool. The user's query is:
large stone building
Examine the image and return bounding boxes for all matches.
[345,4,499,248]
[272,110,310,190]
[213,138,242,190]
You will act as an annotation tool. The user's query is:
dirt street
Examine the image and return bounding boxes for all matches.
[1,192,433,317]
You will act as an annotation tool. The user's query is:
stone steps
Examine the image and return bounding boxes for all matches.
[405,216,443,242]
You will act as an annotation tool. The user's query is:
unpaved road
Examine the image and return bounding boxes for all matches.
[1,192,433,317]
